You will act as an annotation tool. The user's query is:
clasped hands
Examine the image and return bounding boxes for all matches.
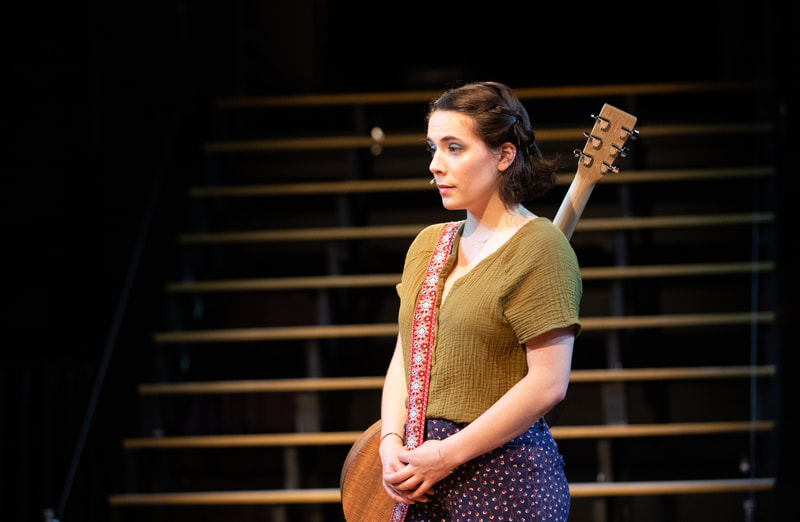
[380,436,455,505]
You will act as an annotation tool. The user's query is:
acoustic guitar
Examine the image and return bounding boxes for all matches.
[340,104,638,521]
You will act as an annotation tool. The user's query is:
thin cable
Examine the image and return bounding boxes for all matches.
[745,175,762,522]
[55,172,163,521]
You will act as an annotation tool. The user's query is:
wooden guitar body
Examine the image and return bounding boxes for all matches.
[340,103,638,521]
[340,420,392,521]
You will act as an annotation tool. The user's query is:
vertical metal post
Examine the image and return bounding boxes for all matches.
[593,183,633,521]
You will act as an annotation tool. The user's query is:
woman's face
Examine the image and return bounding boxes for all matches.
[427,110,510,213]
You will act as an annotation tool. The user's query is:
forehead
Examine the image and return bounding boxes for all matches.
[427,110,478,141]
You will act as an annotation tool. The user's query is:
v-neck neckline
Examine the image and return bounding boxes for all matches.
[440,217,538,307]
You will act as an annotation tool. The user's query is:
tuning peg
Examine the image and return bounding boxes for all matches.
[620,126,639,140]
[583,132,602,149]
[591,114,610,131]
[573,149,594,167]
[601,162,620,174]
[611,144,629,158]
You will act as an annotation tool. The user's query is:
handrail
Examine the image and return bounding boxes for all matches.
[188,166,774,198]
[138,365,776,395]
[165,262,774,294]
[152,312,775,344]
[215,80,774,108]
[177,213,774,245]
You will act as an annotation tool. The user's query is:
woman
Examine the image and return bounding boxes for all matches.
[379,81,582,521]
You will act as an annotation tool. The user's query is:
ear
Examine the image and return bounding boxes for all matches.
[497,142,517,172]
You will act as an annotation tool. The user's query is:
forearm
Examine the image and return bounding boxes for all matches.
[380,335,423,504]
[442,371,563,465]
[381,335,408,439]
[440,331,574,468]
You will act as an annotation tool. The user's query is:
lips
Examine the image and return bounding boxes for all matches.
[437,184,454,195]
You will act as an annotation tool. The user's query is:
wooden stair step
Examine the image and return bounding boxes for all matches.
[203,122,773,153]
[152,312,775,344]
[107,478,775,505]
[188,166,774,199]
[141,375,385,395]
[178,213,775,245]
[138,365,776,395]
[109,488,341,506]
[180,224,424,244]
[124,431,363,449]
[580,261,774,280]
[569,365,776,382]
[570,478,775,497]
[153,323,399,344]
[554,420,774,439]
[215,80,773,108]
[165,262,774,293]
[122,421,774,450]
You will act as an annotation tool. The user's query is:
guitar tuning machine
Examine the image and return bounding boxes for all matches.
[601,162,620,174]
[610,144,630,158]
[583,132,603,149]
[591,114,610,131]
[573,149,594,167]
[620,126,640,140]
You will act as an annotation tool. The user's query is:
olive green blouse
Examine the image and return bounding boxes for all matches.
[396,218,582,424]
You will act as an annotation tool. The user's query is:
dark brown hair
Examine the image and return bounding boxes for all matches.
[427,81,557,204]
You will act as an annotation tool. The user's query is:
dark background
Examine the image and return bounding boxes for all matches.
[3,1,796,521]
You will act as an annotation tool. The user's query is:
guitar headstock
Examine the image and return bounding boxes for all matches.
[574,103,638,184]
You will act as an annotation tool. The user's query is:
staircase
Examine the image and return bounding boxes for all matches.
[108,81,781,521]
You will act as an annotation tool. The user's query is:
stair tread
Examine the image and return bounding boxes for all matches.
[165,261,775,293]
[152,311,776,344]
[108,478,776,505]
[138,365,777,395]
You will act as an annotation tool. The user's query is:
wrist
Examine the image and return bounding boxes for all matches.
[379,432,404,462]
[380,431,404,444]
[438,437,461,470]
[379,431,404,452]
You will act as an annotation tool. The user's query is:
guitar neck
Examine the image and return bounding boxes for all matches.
[552,103,638,241]
[553,172,597,241]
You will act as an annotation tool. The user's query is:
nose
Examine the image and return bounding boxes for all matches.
[429,148,444,176]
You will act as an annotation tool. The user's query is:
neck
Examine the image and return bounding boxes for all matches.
[463,204,533,239]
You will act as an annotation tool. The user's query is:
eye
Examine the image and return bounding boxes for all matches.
[425,143,436,157]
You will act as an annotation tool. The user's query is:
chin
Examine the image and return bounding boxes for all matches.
[439,197,462,211]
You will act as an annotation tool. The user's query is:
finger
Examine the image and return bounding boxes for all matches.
[384,465,414,485]
[394,474,424,492]
[409,490,431,503]
[407,480,433,501]
[382,481,414,505]
[385,490,411,504]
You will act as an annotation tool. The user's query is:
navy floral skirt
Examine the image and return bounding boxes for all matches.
[406,418,570,522]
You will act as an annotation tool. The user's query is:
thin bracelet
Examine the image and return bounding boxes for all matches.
[381,432,404,444]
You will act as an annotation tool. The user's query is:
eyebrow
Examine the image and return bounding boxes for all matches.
[427,135,462,144]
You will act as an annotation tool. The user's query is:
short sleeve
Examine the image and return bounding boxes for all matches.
[503,221,582,344]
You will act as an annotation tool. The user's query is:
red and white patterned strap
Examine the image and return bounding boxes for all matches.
[390,221,461,522]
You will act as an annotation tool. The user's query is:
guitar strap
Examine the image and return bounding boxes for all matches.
[390,221,461,522]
